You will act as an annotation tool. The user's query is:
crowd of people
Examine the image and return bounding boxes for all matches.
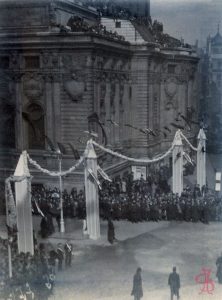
[62,16,125,41]
[79,0,192,49]
[99,173,221,224]
[31,185,86,238]
[0,232,73,299]
[31,165,222,231]
[55,6,194,50]
[32,186,86,219]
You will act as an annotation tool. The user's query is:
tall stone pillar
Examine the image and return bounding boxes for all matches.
[14,151,33,255]
[197,129,206,188]
[114,81,120,146]
[172,131,183,196]
[110,83,116,147]
[45,75,54,143]
[52,74,61,142]
[14,75,23,151]
[105,82,112,147]
[84,140,100,240]
[119,84,125,144]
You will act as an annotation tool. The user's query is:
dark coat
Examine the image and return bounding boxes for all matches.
[216,256,222,283]
[131,272,143,298]
[107,220,115,244]
[168,272,180,294]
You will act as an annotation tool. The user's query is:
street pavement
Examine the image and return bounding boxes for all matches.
[1,216,222,299]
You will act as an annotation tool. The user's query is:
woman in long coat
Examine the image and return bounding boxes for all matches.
[131,267,143,300]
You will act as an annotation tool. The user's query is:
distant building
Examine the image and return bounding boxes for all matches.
[0,0,199,196]
[200,26,222,153]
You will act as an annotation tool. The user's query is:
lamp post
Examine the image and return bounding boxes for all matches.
[58,152,65,233]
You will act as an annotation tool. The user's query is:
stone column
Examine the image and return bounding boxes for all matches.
[14,75,23,151]
[172,131,183,196]
[110,83,116,147]
[105,82,112,147]
[45,75,54,143]
[197,129,206,188]
[119,84,125,145]
[52,74,61,142]
[114,80,120,146]
[14,151,33,255]
[187,79,193,109]
[84,140,100,240]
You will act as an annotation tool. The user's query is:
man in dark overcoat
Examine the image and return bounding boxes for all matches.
[107,219,115,244]
[216,253,222,283]
[168,267,180,300]
[131,267,143,300]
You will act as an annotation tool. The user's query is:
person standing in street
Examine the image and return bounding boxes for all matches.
[168,267,180,300]
[131,267,143,300]
[57,243,64,271]
[64,240,73,267]
[216,252,222,283]
[107,219,116,244]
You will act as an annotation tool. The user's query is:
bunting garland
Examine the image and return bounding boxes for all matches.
[17,130,199,180]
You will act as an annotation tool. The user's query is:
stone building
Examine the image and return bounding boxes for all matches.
[200,27,222,153]
[196,27,222,188]
[0,0,199,192]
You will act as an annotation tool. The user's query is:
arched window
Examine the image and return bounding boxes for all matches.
[27,103,45,150]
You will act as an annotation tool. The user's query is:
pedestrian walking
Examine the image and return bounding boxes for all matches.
[168,267,180,300]
[216,252,222,283]
[64,240,73,267]
[57,243,64,271]
[131,267,143,300]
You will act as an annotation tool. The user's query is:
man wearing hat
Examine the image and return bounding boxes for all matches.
[168,267,180,300]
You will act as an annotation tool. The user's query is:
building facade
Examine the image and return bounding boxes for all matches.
[0,0,199,194]
[200,28,222,153]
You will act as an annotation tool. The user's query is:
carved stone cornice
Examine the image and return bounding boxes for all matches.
[10,51,20,69]
[52,73,62,83]
[10,72,23,83]
[42,73,53,83]
[23,73,44,100]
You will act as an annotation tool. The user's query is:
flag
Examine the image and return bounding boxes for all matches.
[97,166,112,182]
[34,200,45,218]
[183,151,194,166]
[88,168,102,190]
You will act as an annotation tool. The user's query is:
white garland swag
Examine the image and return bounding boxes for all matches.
[27,154,85,177]
[92,140,175,163]
[25,130,199,176]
